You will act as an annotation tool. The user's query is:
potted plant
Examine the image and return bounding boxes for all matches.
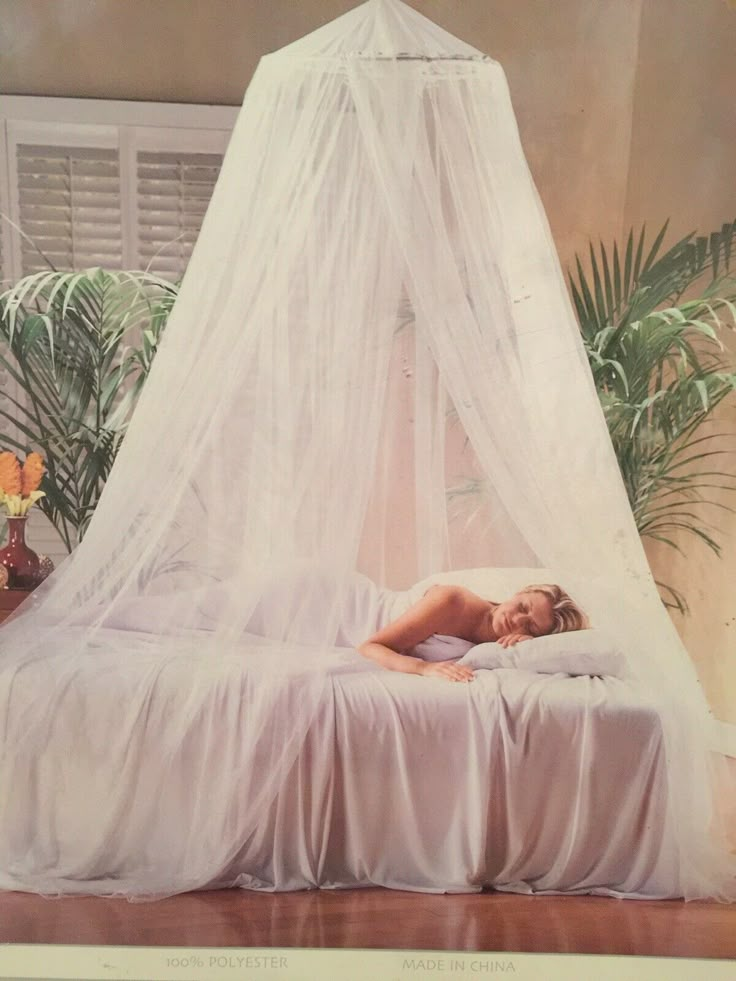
[0,267,177,552]
[569,219,736,611]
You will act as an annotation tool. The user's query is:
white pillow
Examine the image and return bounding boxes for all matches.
[457,629,629,679]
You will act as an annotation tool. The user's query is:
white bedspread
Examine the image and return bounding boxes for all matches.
[214,660,678,898]
[0,628,677,900]
[0,570,681,900]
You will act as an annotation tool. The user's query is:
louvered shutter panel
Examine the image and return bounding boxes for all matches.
[0,356,13,444]
[0,177,15,445]
[137,151,222,281]
[0,224,7,290]
[16,144,122,274]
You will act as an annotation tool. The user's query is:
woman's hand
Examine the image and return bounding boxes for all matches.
[419,660,474,683]
[497,633,533,649]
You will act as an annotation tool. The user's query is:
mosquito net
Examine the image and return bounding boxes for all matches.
[1,0,734,901]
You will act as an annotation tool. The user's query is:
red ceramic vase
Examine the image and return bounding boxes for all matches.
[0,516,41,589]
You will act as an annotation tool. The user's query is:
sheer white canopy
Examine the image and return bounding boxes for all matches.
[0,0,734,902]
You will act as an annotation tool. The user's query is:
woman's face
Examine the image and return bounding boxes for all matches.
[492,591,555,639]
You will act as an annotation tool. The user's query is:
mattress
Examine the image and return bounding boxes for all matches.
[211,658,679,898]
[0,575,680,899]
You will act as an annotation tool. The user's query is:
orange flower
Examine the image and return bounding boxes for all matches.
[21,452,45,496]
[0,451,21,496]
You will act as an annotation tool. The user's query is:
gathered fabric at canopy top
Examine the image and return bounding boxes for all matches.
[0,0,734,901]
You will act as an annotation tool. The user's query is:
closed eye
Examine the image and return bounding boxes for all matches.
[519,601,544,637]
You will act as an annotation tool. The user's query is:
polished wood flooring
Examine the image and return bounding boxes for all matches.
[1,887,735,958]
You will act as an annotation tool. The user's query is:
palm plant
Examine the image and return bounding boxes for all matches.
[569,219,736,612]
[0,268,177,551]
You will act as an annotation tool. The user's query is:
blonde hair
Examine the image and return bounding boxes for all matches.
[519,584,590,634]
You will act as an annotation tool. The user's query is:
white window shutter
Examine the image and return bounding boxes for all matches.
[16,144,122,275]
[0,99,236,562]
[0,355,14,447]
[136,150,222,281]
[0,225,6,290]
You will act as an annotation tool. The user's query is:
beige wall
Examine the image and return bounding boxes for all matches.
[624,0,736,723]
[1,0,735,718]
[0,0,643,256]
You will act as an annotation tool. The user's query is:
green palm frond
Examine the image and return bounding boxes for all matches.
[0,267,178,551]
[570,219,736,612]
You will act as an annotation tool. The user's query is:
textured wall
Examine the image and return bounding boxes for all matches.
[1,0,735,718]
[0,0,643,258]
[625,0,736,723]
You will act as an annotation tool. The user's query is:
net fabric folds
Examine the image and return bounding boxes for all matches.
[0,0,734,901]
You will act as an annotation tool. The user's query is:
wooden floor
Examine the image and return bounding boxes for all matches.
[1,887,735,958]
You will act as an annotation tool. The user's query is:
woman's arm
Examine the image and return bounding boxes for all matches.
[358,586,475,682]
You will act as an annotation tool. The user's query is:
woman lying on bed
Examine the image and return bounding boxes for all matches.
[358,583,589,682]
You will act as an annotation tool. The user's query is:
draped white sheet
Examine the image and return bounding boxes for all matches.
[0,0,734,902]
[237,668,678,899]
[0,572,677,899]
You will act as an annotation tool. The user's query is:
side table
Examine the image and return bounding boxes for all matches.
[0,588,33,624]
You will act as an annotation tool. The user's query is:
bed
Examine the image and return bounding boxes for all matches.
[0,567,679,900]
[213,659,677,898]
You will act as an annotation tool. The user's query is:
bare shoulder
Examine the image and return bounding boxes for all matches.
[423,583,487,612]
[422,582,464,600]
[364,582,472,651]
